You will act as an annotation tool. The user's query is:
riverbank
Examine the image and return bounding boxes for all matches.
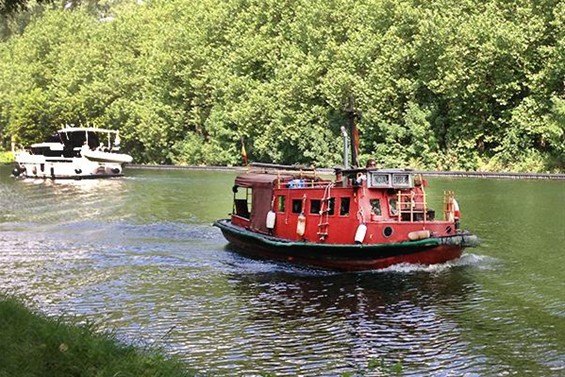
[0,296,196,377]
[2,155,564,179]
[126,164,565,180]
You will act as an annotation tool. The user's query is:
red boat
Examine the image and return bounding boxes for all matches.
[214,163,479,271]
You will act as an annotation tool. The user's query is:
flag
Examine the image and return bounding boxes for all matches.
[241,138,248,165]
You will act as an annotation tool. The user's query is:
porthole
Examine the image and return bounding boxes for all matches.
[446,226,453,234]
[383,226,393,238]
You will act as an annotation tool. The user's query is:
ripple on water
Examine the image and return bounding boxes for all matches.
[1,220,559,376]
[129,256,488,376]
[1,170,562,377]
[0,215,519,377]
[3,166,565,377]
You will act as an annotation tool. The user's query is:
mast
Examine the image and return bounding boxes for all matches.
[345,95,360,168]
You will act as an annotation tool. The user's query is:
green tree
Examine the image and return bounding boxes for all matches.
[0,0,563,171]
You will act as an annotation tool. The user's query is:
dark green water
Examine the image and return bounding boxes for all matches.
[0,166,563,376]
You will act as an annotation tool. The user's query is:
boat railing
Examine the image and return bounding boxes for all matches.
[279,178,334,189]
[252,162,335,178]
[395,189,429,222]
[250,162,317,172]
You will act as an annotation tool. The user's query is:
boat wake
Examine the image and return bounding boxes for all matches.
[222,250,500,277]
[375,253,497,274]
[223,252,499,277]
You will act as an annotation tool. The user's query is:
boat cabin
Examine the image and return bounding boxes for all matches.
[28,127,122,158]
[230,165,460,245]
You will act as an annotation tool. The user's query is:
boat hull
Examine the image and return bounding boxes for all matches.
[214,219,479,271]
[13,153,125,179]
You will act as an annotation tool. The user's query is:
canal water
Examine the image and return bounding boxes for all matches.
[0,165,563,376]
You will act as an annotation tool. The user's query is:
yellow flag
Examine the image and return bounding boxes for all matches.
[241,139,248,165]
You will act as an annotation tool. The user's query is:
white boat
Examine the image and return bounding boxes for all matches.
[12,126,133,179]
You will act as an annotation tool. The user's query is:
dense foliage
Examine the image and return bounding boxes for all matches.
[0,0,50,16]
[0,0,563,171]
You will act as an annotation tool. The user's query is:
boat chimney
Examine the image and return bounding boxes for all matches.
[340,126,349,169]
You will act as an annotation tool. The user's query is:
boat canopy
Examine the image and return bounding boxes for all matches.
[234,173,294,189]
[233,173,292,233]
[56,127,121,150]
[58,127,119,134]
[59,130,101,150]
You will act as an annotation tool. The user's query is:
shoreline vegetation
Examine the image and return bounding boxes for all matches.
[0,295,196,377]
[0,1,564,173]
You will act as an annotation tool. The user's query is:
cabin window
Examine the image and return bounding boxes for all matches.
[233,186,251,219]
[328,197,335,216]
[370,199,382,216]
[277,195,286,213]
[369,173,391,188]
[340,197,350,216]
[310,199,322,214]
[292,199,302,214]
[389,198,398,215]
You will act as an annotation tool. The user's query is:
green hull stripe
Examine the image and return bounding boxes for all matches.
[216,220,443,249]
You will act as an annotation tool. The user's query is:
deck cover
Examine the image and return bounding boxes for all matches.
[234,173,294,233]
[235,173,292,188]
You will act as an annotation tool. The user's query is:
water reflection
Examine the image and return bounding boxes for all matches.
[0,176,129,224]
[218,261,480,376]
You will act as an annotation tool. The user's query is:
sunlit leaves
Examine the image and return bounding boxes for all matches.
[0,0,563,171]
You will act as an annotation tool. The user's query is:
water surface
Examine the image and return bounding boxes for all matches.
[0,166,563,376]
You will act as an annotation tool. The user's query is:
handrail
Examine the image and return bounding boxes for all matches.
[396,189,428,222]
[283,179,333,189]
[250,162,317,171]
